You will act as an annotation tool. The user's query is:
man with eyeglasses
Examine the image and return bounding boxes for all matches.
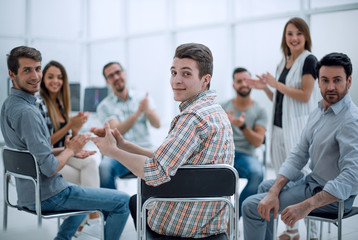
[96,62,161,189]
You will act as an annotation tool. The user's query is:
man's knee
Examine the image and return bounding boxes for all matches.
[242,195,259,217]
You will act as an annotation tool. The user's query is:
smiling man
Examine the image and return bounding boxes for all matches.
[242,52,358,240]
[91,43,234,239]
[1,46,130,240]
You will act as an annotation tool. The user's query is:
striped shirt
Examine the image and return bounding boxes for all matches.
[144,90,234,238]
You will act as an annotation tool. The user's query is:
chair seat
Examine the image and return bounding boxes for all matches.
[308,206,358,220]
[18,206,96,218]
[119,172,137,179]
[146,229,228,240]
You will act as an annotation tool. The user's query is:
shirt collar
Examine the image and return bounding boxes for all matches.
[179,90,216,112]
[10,88,37,105]
[112,89,133,102]
[318,94,351,115]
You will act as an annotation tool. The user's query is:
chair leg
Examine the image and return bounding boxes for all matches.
[319,221,323,239]
[97,211,105,240]
[3,200,8,231]
[273,217,277,239]
[306,218,311,240]
[328,222,331,233]
[57,217,61,230]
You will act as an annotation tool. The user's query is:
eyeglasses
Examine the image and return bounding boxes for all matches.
[106,70,122,80]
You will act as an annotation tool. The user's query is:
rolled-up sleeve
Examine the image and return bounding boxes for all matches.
[144,113,206,186]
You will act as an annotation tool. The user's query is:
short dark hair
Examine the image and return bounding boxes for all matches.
[232,67,250,80]
[174,43,213,89]
[102,62,124,79]
[7,46,42,74]
[316,52,352,79]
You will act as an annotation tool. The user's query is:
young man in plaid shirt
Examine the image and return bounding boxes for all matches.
[91,43,234,239]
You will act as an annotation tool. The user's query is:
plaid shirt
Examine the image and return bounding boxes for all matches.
[35,96,68,147]
[144,90,234,238]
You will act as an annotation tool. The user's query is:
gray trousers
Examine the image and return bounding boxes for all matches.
[242,175,354,240]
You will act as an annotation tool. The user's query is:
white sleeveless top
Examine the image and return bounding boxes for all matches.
[271,50,319,157]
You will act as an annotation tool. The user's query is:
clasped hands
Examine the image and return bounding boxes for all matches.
[257,193,311,228]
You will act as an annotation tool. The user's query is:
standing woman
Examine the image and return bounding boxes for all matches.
[36,60,101,231]
[248,17,318,240]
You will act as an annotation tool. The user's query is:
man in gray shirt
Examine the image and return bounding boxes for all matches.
[221,67,267,218]
[1,46,129,240]
[242,53,358,240]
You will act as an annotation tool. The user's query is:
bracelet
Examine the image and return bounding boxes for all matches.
[239,122,247,130]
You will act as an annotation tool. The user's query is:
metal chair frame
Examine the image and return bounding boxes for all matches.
[305,199,358,240]
[273,199,358,240]
[2,146,104,239]
[136,164,239,240]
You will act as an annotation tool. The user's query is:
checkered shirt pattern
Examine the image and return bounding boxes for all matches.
[144,90,234,238]
[36,96,54,136]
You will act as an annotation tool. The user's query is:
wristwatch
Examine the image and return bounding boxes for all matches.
[239,122,247,130]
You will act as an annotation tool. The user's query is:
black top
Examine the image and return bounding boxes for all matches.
[273,54,318,127]
[53,121,69,148]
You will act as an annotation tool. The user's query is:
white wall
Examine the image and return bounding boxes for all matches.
[1,0,358,146]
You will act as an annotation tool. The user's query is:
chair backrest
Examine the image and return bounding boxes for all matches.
[141,164,237,199]
[3,147,38,179]
[137,164,239,240]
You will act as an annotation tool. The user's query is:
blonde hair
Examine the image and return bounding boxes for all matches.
[40,61,71,132]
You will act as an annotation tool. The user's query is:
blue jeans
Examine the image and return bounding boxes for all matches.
[26,185,130,240]
[99,156,131,189]
[242,176,355,240]
[234,151,264,218]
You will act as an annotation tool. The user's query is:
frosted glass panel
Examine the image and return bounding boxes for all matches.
[0,39,26,107]
[127,35,173,121]
[89,40,126,86]
[235,0,299,19]
[128,0,167,34]
[176,27,232,104]
[311,10,358,105]
[32,40,82,86]
[311,0,358,8]
[31,0,82,39]
[234,18,288,119]
[174,0,227,27]
[89,0,124,38]
[0,0,26,36]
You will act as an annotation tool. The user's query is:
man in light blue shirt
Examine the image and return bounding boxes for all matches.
[96,62,161,189]
[242,52,358,240]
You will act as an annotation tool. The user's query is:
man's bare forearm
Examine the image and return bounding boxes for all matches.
[269,175,290,196]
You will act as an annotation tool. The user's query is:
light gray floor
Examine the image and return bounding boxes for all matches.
[1,146,358,240]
